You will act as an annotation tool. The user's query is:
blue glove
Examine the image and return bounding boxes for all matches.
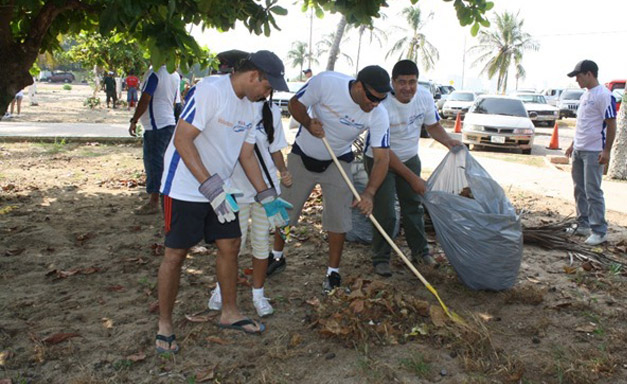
[198,174,239,223]
[255,188,293,228]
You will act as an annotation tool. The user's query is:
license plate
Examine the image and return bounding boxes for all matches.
[490,136,505,144]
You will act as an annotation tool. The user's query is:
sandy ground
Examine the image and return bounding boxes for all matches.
[1,85,626,384]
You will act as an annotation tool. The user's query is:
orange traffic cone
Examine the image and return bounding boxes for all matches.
[454,112,462,133]
[546,121,561,150]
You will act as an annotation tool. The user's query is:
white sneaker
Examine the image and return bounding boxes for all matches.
[585,233,607,246]
[207,288,221,310]
[566,225,591,237]
[253,296,274,317]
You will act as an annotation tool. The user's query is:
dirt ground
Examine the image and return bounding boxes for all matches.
[1,86,627,384]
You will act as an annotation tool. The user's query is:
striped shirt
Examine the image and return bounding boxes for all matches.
[574,85,617,151]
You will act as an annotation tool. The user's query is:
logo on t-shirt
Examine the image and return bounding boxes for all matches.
[409,113,424,125]
[339,116,365,130]
[233,121,252,133]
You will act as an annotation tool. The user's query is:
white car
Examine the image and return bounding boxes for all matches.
[441,91,477,119]
[272,81,305,116]
[557,89,584,119]
[462,96,535,155]
[541,88,563,107]
[512,93,559,126]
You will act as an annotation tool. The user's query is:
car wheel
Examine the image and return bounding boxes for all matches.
[522,148,532,155]
[48,78,52,83]
[64,79,69,83]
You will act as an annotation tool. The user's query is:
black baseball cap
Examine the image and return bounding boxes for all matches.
[356,65,392,93]
[303,68,312,74]
[249,50,289,92]
[567,60,598,77]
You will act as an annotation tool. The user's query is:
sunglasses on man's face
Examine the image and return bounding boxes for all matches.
[362,83,387,103]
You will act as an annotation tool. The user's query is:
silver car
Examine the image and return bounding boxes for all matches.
[557,89,584,119]
[512,93,559,126]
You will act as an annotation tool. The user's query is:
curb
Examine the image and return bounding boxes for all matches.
[0,136,141,145]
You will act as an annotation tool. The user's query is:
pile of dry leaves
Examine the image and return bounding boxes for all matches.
[307,278,450,346]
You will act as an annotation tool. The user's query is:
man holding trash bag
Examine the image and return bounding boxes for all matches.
[365,60,460,277]
[270,66,392,293]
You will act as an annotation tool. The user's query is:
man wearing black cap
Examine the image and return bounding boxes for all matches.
[268,66,391,293]
[365,60,461,277]
[564,60,617,246]
[303,68,313,80]
[155,51,290,353]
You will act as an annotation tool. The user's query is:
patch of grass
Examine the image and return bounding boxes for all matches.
[112,359,133,371]
[399,352,431,378]
[63,84,72,91]
[38,138,67,154]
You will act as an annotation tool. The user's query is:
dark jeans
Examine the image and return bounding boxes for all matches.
[143,125,175,194]
[364,155,429,265]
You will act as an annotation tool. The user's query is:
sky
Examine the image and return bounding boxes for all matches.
[193,0,627,92]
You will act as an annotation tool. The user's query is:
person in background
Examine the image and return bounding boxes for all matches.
[126,70,140,109]
[303,68,313,81]
[104,71,117,108]
[564,60,616,246]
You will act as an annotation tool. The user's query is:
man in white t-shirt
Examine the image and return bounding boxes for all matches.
[154,51,291,354]
[128,66,181,214]
[565,60,617,246]
[269,66,392,293]
[365,60,461,277]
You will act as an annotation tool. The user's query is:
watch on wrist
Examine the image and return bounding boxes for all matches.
[130,118,137,124]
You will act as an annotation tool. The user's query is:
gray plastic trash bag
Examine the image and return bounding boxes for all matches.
[423,146,522,290]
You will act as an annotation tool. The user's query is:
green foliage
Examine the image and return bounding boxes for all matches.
[67,32,150,75]
[386,5,439,71]
[63,84,72,90]
[83,97,101,109]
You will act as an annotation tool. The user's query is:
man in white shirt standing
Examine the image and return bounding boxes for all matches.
[365,60,461,277]
[565,60,616,246]
[269,66,391,293]
[129,66,181,214]
[155,51,291,353]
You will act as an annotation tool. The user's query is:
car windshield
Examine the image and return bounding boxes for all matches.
[518,94,547,104]
[470,98,528,117]
[448,92,474,101]
[561,90,584,100]
[439,86,452,95]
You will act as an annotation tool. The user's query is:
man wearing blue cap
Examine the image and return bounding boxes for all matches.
[155,51,291,353]
[268,65,391,293]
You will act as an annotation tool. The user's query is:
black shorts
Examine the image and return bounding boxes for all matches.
[163,196,241,249]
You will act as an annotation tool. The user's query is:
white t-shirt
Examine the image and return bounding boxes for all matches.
[365,87,439,161]
[140,66,181,130]
[160,75,258,202]
[574,85,617,151]
[231,103,288,204]
[293,71,390,160]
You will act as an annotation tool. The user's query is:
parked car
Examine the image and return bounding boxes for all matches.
[441,91,477,119]
[540,88,564,107]
[605,80,625,111]
[38,70,52,82]
[48,71,75,83]
[512,93,559,126]
[272,81,305,116]
[462,96,535,155]
[435,84,455,114]
[557,89,585,119]
[418,80,443,101]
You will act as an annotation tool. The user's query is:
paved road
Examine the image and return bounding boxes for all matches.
[1,120,625,214]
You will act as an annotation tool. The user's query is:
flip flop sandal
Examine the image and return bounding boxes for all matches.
[155,334,180,354]
[135,203,159,215]
[218,318,265,335]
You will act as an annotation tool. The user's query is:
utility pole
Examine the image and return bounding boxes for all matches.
[461,35,466,89]
[308,8,313,69]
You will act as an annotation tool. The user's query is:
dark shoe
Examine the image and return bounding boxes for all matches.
[322,272,341,294]
[374,263,392,277]
[416,254,438,266]
[266,255,286,277]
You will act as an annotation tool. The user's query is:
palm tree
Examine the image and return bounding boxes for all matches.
[324,16,348,71]
[608,92,627,179]
[317,30,353,70]
[287,41,310,81]
[349,18,387,76]
[469,11,539,94]
[386,6,439,72]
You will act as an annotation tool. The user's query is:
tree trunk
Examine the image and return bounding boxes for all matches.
[0,53,34,116]
[326,16,347,71]
[355,25,365,76]
[608,99,627,179]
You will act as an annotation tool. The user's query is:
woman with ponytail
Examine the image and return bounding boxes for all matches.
[208,95,292,317]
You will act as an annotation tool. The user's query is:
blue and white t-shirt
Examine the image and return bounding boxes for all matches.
[160,75,258,202]
[365,86,439,161]
[574,85,617,151]
[139,66,181,131]
[293,71,390,160]
[231,103,288,204]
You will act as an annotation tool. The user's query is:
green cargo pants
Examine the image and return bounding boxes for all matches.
[364,155,429,266]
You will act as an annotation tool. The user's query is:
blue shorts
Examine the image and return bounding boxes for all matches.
[127,87,138,102]
[143,126,174,194]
